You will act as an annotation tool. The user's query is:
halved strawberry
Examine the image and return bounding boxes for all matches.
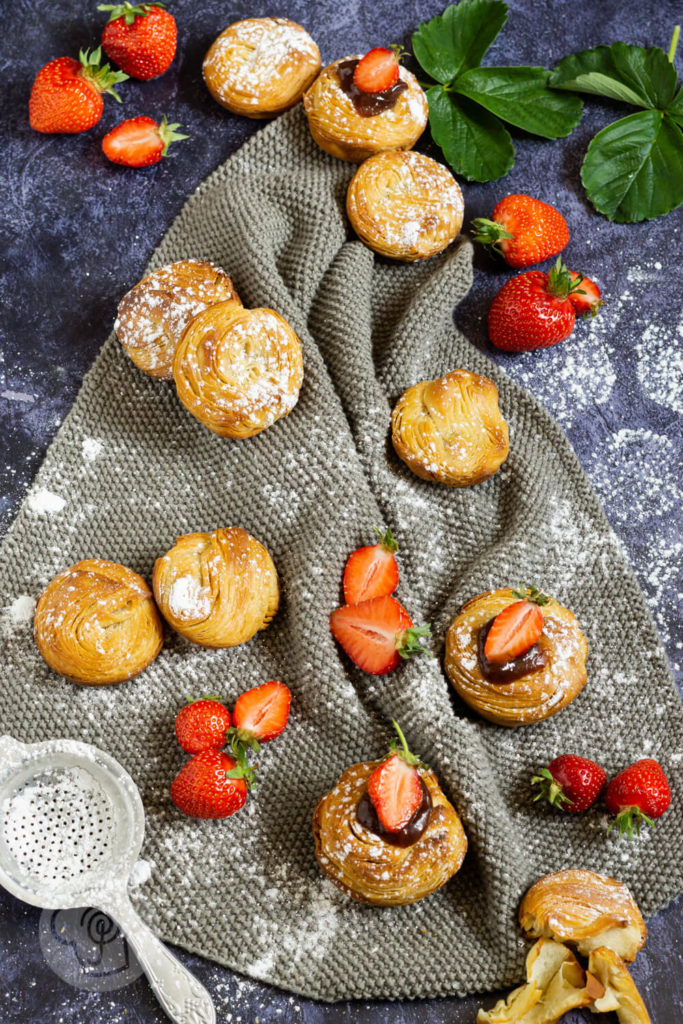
[330,595,430,675]
[367,721,423,832]
[343,527,399,605]
[353,48,400,94]
[484,599,544,664]
[230,680,291,750]
[568,272,602,318]
[101,114,187,167]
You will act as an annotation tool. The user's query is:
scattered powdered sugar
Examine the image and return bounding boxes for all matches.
[27,488,66,515]
[128,858,152,888]
[2,594,36,638]
[81,437,104,462]
[167,574,213,622]
[636,319,683,414]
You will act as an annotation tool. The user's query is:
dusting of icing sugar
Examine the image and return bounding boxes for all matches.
[128,858,152,888]
[167,574,212,622]
[636,319,683,414]
[1,594,36,638]
[81,437,104,461]
[28,488,66,515]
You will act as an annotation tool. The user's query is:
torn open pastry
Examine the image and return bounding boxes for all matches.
[588,946,651,1023]
[203,17,321,118]
[153,527,279,648]
[115,259,241,380]
[519,869,646,962]
[391,369,508,486]
[313,722,467,906]
[476,938,604,1023]
[444,586,588,726]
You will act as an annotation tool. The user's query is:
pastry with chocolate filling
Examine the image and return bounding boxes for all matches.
[34,559,163,685]
[444,585,588,726]
[115,259,241,380]
[203,17,321,118]
[391,369,509,486]
[303,50,428,163]
[347,150,464,261]
[153,526,279,648]
[313,721,467,906]
[476,938,605,1023]
[519,870,646,963]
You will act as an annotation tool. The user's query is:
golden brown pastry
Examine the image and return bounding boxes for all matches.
[588,947,651,1023]
[153,527,279,648]
[303,56,428,163]
[391,370,509,486]
[519,870,646,963]
[34,559,163,685]
[172,302,304,439]
[115,259,241,380]
[203,17,321,118]
[476,938,604,1024]
[346,151,464,261]
[313,724,467,907]
[444,588,588,726]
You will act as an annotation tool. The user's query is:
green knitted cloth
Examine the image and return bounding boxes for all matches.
[1,107,681,1002]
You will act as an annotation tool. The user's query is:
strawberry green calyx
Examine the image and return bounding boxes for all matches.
[512,583,550,606]
[531,767,571,809]
[157,114,188,156]
[607,805,656,840]
[374,525,398,554]
[98,1,166,24]
[471,217,514,253]
[226,733,258,789]
[396,623,431,659]
[78,46,129,100]
[389,720,427,769]
[546,256,584,300]
[183,693,223,704]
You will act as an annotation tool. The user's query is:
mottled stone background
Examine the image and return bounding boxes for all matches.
[0,0,681,1021]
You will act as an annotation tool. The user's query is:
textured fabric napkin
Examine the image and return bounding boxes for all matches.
[1,106,681,1002]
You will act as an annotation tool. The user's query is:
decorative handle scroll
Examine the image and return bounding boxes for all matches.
[100,890,216,1024]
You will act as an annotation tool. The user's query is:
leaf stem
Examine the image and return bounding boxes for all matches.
[668,25,680,63]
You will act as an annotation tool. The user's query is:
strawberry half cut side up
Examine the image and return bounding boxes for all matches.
[343,526,399,605]
[228,680,291,752]
[353,47,400,94]
[568,271,602,318]
[330,595,431,675]
[101,114,187,167]
[367,721,425,832]
[484,585,549,664]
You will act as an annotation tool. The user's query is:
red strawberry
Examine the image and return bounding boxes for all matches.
[532,754,607,813]
[29,47,128,134]
[99,1,177,81]
[230,681,291,749]
[101,115,187,167]
[343,527,399,605]
[488,258,584,352]
[472,194,569,269]
[174,697,231,755]
[330,595,430,675]
[484,587,549,664]
[353,48,400,93]
[568,272,602,318]
[605,759,672,838]
[367,721,424,832]
[170,749,248,819]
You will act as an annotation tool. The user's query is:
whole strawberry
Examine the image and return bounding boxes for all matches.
[99,2,177,81]
[170,749,248,819]
[606,758,672,838]
[472,194,569,269]
[29,47,128,133]
[488,258,591,352]
[102,115,187,167]
[532,755,607,813]
[174,697,231,755]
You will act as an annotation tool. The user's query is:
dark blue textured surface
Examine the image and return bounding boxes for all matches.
[1,0,681,1021]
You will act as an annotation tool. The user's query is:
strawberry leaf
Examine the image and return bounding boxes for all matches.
[669,87,683,127]
[412,0,508,85]
[581,109,683,222]
[550,42,677,109]
[427,87,514,182]
[452,66,583,138]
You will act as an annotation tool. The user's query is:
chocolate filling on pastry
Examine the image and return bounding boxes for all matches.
[478,617,547,683]
[356,777,432,847]
[337,59,407,116]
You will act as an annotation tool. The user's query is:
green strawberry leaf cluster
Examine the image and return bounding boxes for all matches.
[411,0,583,182]
[549,31,683,222]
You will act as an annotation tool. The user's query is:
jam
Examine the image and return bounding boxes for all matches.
[478,617,547,683]
[336,59,407,117]
[356,777,432,847]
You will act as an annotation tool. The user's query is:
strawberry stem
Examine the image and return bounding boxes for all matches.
[607,806,656,840]
[668,25,680,63]
[531,767,571,808]
[546,257,577,300]
[396,623,431,659]
[157,114,188,157]
[78,46,129,101]
[511,584,550,606]
[471,217,514,254]
[98,1,166,24]
[389,720,427,769]
[226,733,259,789]
[373,525,398,554]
